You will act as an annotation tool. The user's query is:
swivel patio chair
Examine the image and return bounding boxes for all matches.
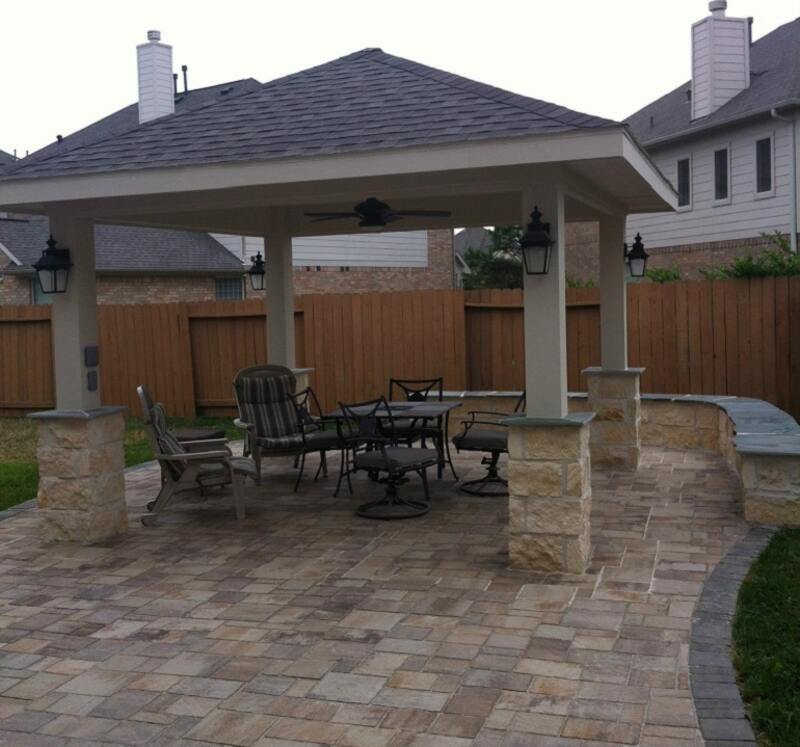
[388,376,458,480]
[452,391,526,496]
[337,396,440,520]
[142,404,257,526]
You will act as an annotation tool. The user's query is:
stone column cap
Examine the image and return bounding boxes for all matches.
[28,406,128,421]
[503,412,595,428]
[583,367,646,377]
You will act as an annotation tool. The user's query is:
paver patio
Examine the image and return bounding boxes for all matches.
[0,446,747,746]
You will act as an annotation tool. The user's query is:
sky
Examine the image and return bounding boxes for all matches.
[1,0,798,157]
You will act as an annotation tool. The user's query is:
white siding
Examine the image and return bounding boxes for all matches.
[628,120,794,248]
[212,231,429,268]
[136,39,174,124]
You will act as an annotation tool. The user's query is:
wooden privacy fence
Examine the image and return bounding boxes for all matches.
[1,278,799,420]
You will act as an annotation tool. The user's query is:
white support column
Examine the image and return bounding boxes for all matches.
[599,215,627,370]
[585,212,643,471]
[49,214,101,410]
[264,226,295,368]
[30,214,127,544]
[521,185,567,418]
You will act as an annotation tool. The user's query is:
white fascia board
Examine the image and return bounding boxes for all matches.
[0,239,22,266]
[622,130,679,211]
[0,128,632,209]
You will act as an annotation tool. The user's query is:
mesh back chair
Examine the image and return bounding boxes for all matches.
[289,387,344,491]
[337,397,440,520]
[142,403,256,526]
[452,392,526,496]
[388,377,458,480]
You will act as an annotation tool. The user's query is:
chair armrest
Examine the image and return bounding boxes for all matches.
[183,438,232,455]
[234,418,254,432]
[156,450,232,462]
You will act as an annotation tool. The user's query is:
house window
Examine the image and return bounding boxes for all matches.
[215,277,243,300]
[756,137,772,194]
[677,158,691,207]
[714,148,729,202]
[31,279,53,306]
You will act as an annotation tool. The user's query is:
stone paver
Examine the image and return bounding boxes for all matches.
[0,446,748,745]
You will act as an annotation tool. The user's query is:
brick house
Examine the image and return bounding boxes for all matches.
[0,214,247,305]
[0,38,455,303]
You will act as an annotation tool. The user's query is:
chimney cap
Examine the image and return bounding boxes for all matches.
[709,0,727,16]
[146,30,161,42]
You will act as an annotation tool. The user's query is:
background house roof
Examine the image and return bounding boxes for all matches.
[1,48,617,182]
[627,17,800,147]
[454,227,492,259]
[0,214,244,275]
[0,150,16,175]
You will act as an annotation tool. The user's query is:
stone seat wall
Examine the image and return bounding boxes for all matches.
[443,390,800,526]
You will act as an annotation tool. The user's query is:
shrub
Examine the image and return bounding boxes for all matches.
[645,265,682,283]
[700,232,800,279]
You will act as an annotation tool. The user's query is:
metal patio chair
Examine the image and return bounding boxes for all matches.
[142,403,257,526]
[336,396,440,520]
[452,391,526,496]
[388,376,458,480]
[289,386,344,491]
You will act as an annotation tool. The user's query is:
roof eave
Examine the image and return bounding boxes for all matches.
[636,100,800,150]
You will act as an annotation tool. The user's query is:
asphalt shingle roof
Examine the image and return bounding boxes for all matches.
[0,214,244,274]
[1,49,617,182]
[627,17,800,147]
[0,150,16,175]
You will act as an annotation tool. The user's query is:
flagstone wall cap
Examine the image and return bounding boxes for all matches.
[503,412,595,428]
[582,367,646,377]
[28,406,128,421]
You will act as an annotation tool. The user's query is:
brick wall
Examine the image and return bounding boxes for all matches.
[0,230,455,306]
[245,229,455,297]
[563,224,796,283]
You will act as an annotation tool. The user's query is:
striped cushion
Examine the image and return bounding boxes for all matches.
[239,375,300,440]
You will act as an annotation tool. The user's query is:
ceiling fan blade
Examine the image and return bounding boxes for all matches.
[383,214,402,224]
[304,211,357,217]
[309,214,357,222]
[393,209,452,218]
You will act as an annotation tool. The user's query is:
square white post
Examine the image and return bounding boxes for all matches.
[507,183,592,573]
[264,227,295,368]
[30,214,127,543]
[521,185,567,419]
[585,213,643,471]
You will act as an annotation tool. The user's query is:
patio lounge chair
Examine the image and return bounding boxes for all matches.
[452,392,526,496]
[137,385,225,443]
[388,376,458,480]
[337,396,440,520]
[142,403,257,526]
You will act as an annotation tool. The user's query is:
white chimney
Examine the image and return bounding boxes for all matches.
[137,30,175,124]
[691,1,751,120]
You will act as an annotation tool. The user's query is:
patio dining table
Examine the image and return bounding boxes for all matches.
[325,400,461,479]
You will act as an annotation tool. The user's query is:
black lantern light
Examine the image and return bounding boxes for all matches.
[519,206,553,275]
[248,252,265,291]
[624,233,649,278]
[33,236,72,294]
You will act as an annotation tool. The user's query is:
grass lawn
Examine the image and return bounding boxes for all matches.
[733,528,800,747]
[0,416,240,512]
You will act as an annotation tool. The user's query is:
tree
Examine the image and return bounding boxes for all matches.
[462,225,523,290]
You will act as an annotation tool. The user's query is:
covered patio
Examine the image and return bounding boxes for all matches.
[0,446,745,746]
[0,47,677,573]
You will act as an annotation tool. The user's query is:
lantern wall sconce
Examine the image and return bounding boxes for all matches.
[248,252,265,291]
[624,233,649,278]
[33,236,72,294]
[519,206,554,275]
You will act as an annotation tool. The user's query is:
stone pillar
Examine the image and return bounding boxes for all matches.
[30,215,129,543]
[265,226,295,368]
[507,414,594,573]
[585,367,643,470]
[30,408,128,544]
[741,453,800,525]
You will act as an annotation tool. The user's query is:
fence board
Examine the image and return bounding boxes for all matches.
[1,279,799,422]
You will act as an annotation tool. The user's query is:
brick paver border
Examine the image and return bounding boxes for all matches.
[689,525,776,746]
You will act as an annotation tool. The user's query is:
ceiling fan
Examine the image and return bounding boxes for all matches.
[305,197,451,231]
